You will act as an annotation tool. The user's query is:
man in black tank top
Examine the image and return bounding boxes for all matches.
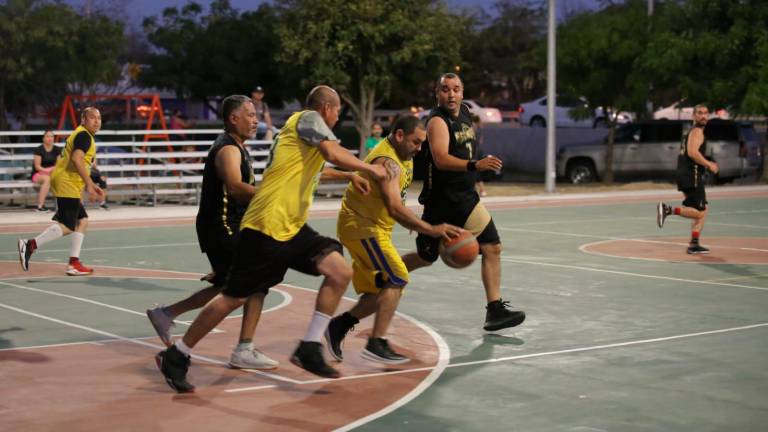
[656,104,719,254]
[147,95,279,378]
[409,73,525,331]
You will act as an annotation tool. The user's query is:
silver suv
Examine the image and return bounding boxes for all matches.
[556,120,762,184]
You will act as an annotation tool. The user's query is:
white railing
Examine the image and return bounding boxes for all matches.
[0,129,353,206]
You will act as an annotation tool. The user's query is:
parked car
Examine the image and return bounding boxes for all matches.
[417,100,502,123]
[556,120,761,184]
[653,100,730,120]
[519,96,634,128]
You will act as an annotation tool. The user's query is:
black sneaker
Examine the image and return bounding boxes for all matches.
[687,244,710,254]
[290,341,340,378]
[99,202,109,210]
[324,315,355,361]
[17,239,35,271]
[361,337,409,365]
[155,345,195,393]
[484,299,526,332]
[36,206,50,212]
[656,202,671,228]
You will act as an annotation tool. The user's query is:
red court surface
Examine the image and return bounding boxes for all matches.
[0,263,444,432]
[582,237,768,265]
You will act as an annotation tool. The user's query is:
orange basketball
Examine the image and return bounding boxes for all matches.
[439,231,479,269]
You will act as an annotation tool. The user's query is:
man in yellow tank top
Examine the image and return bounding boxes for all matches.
[17,107,105,276]
[327,116,462,364]
[155,86,389,393]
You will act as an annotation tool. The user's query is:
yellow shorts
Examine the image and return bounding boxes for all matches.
[341,235,408,295]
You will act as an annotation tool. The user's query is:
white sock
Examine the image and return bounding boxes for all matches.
[34,224,63,248]
[235,341,251,351]
[303,311,331,343]
[175,339,192,355]
[69,232,84,259]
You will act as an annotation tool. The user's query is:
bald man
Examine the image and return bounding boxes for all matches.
[155,86,389,393]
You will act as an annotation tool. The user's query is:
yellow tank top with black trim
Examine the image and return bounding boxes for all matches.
[240,111,326,240]
[338,137,413,240]
[50,125,96,198]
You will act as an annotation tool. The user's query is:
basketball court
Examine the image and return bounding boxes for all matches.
[1,185,767,431]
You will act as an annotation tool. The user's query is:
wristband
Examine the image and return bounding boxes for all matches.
[467,160,477,171]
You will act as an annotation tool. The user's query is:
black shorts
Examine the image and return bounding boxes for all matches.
[416,202,500,263]
[682,187,707,211]
[197,229,238,287]
[52,197,87,231]
[223,225,343,298]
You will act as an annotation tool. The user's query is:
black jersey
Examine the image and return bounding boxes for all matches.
[676,125,707,190]
[31,144,61,178]
[196,133,255,250]
[418,103,479,208]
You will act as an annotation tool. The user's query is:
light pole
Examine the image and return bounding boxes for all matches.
[545,0,557,193]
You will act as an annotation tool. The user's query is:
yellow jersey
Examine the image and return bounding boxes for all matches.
[50,125,96,198]
[337,137,413,240]
[240,110,333,240]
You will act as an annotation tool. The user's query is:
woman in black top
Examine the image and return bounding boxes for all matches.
[31,130,61,211]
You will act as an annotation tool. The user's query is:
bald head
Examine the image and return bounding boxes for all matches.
[305,85,340,110]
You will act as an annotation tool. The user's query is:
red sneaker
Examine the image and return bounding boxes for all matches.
[66,259,93,276]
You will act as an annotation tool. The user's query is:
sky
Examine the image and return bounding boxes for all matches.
[66,0,603,28]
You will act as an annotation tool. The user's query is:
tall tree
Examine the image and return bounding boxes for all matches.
[557,0,650,183]
[276,0,467,152]
[0,0,124,130]
[141,1,293,109]
[462,0,547,105]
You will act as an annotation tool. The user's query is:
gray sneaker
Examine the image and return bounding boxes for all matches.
[229,345,279,370]
[146,305,175,347]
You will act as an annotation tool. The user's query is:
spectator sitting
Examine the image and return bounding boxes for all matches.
[171,109,198,164]
[250,86,273,140]
[31,130,61,211]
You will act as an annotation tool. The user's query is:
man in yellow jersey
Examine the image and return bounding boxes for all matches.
[155,85,388,393]
[328,115,462,364]
[18,107,105,276]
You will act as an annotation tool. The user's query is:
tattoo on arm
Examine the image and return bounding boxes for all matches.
[383,158,401,180]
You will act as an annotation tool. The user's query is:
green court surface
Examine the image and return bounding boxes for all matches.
[1,191,767,431]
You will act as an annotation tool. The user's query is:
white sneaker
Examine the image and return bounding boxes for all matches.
[229,345,279,370]
[146,305,175,347]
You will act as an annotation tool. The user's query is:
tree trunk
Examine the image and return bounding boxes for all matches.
[0,83,9,144]
[602,118,616,184]
[341,84,376,159]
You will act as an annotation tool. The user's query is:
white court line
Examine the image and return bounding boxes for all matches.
[225,322,768,394]
[0,296,301,384]
[498,226,768,253]
[500,257,768,292]
[0,276,292,352]
[0,242,198,256]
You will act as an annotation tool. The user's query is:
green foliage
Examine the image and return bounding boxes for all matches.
[461,0,547,104]
[141,1,294,106]
[275,0,466,147]
[0,0,124,127]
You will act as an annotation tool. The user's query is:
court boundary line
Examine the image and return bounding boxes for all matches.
[0,276,292,351]
[499,257,768,291]
[223,321,768,393]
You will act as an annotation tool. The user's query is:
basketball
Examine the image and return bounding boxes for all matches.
[439,231,479,269]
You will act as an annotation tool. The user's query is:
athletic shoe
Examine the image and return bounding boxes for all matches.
[155,345,194,393]
[361,337,409,365]
[656,202,672,228]
[99,202,109,210]
[36,206,50,212]
[324,315,355,361]
[290,341,340,379]
[687,244,710,254]
[229,345,279,370]
[484,299,526,332]
[17,239,35,271]
[146,305,175,347]
[66,259,93,276]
